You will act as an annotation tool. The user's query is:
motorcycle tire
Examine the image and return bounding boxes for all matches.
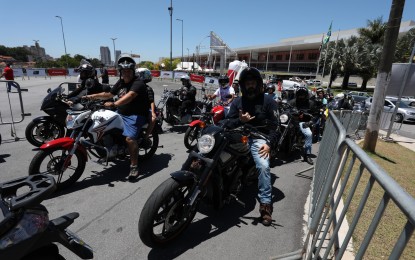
[183,126,199,150]
[22,244,66,260]
[138,131,159,161]
[138,178,198,248]
[28,147,86,190]
[25,120,65,147]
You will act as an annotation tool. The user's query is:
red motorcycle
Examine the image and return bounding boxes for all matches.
[183,102,225,150]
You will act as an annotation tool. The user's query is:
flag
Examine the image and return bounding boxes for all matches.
[323,21,332,44]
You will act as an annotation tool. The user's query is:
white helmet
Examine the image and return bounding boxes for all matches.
[135,68,152,83]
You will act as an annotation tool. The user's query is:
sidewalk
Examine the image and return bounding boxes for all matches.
[379,130,415,152]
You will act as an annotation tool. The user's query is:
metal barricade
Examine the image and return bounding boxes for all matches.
[275,111,415,259]
[0,80,31,142]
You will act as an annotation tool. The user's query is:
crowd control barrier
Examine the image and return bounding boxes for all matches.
[274,111,415,259]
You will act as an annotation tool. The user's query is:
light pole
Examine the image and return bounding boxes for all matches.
[55,16,68,70]
[168,0,173,72]
[176,18,183,68]
[111,38,117,66]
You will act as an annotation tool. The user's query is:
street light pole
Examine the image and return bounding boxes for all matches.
[176,18,183,68]
[111,38,117,66]
[55,16,68,70]
[168,0,173,72]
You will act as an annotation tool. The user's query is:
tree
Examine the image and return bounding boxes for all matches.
[138,61,155,70]
[337,37,359,89]
[355,39,382,90]
[395,27,415,62]
[358,17,387,45]
[0,45,31,62]
[363,0,405,152]
[159,58,181,71]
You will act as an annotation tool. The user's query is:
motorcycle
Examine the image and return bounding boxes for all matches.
[0,174,93,259]
[183,101,225,150]
[28,100,160,190]
[138,123,270,248]
[277,103,314,157]
[25,85,71,147]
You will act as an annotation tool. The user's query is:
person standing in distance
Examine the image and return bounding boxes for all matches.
[84,54,150,180]
[1,63,18,92]
[98,63,109,84]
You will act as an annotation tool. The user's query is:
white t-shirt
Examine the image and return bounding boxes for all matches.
[214,86,235,102]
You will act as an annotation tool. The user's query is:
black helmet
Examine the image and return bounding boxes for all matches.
[218,75,229,86]
[316,87,324,94]
[75,59,95,80]
[136,68,152,83]
[238,67,263,98]
[267,84,276,92]
[296,86,309,99]
[117,54,136,71]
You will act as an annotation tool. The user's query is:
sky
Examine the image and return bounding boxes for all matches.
[1,0,415,63]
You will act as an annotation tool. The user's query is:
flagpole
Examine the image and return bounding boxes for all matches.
[321,21,333,79]
[328,30,340,89]
[315,33,325,80]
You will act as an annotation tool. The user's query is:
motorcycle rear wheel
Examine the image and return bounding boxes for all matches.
[25,120,65,147]
[138,131,159,161]
[28,147,86,190]
[183,126,199,150]
[138,178,197,248]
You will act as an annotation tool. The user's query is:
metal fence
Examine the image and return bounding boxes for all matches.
[275,111,415,259]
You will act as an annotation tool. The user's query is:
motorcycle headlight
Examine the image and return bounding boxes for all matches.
[280,114,289,124]
[197,134,215,154]
[66,114,78,129]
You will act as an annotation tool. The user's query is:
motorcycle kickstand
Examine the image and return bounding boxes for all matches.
[230,194,246,208]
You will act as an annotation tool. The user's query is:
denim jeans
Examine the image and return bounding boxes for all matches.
[299,122,312,155]
[7,82,18,92]
[249,138,272,204]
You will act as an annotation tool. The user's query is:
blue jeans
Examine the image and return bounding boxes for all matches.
[7,82,18,92]
[249,138,272,204]
[299,122,312,155]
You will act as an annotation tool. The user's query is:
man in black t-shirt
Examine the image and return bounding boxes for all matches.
[98,64,109,84]
[85,55,150,180]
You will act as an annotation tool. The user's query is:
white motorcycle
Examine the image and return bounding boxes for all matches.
[28,100,160,190]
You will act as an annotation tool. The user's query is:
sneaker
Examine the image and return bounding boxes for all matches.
[128,165,140,180]
[259,203,273,226]
[304,154,314,165]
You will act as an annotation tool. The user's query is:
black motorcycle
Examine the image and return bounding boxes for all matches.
[25,85,72,147]
[0,174,93,259]
[138,123,271,248]
[277,103,314,156]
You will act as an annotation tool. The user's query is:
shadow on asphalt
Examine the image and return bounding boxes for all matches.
[0,154,11,163]
[51,152,173,198]
[146,174,285,259]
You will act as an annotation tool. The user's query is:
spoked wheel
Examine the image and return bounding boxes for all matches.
[28,147,86,190]
[138,130,159,161]
[183,126,199,150]
[25,120,65,147]
[138,178,198,248]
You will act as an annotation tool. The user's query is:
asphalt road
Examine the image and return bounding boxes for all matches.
[1,76,318,260]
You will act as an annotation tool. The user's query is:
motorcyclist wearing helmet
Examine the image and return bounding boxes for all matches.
[265,84,278,102]
[177,74,197,119]
[136,68,157,140]
[288,86,317,165]
[66,59,109,106]
[84,54,150,180]
[225,67,280,227]
[206,75,235,116]
[313,88,327,142]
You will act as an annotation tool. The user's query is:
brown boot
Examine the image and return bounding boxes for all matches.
[259,203,273,226]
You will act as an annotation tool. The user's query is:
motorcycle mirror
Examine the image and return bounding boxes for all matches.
[47,88,51,93]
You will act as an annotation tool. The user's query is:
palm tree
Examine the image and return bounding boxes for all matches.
[358,17,387,44]
[355,40,382,90]
[337,36,359,89]
[394,27,415,62]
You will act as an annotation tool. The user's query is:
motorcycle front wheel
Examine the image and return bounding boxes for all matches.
[28,147,86,190]
[138,178,198,248]
[25,120,65,147]
[183,126,200,150]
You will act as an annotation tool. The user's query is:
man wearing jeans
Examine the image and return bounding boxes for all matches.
[226,67,280,226]
[1,63,18,92]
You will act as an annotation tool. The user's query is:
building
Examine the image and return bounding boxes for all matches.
[23,42,49,62]
[192,20,415,78]
[100,46,111,66]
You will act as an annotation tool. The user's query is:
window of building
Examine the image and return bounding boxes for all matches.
[276,55,282,61]
[285,54,290,60]
[308,53,319,60]
[296,53,304,60]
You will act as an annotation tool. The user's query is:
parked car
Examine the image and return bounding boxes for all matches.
[365,97,415,122]
[348,91,371,98]
[348,82,358,87]
[312,80,322,86]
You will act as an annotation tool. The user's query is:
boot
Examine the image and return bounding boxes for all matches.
[303,153,314,165]
[259,203,273,226]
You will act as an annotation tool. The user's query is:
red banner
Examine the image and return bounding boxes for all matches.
[151,70,161,77]
[108,69,118,76]
[47,69,67,76]
[190,74,205,83]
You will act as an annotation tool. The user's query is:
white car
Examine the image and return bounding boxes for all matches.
[312,80,322,86]
[365,97,415,122]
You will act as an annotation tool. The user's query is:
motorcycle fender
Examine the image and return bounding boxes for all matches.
[31,116,65,127]
[40,137,88,161]
[170,170,197,184]
[189,120,203,127]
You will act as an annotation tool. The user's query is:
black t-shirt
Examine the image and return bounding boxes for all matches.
[110,77,150,117]
[101,68,109,83]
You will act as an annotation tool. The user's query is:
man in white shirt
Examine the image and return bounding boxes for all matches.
[207,75,235,116]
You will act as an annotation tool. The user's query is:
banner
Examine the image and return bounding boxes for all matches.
[12,68,24,77]
[174,71,188,79]
[47,69,67,76]
[108,69,117,76]
[190,74,205,83]
[160,71,173,79]
[204,76,218,86]
[27,68,46,77]
[151,70,160,77]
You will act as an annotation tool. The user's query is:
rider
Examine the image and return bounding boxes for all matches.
[206,75,235,116]
[265,84,278,102]
[177,75,197,120]
[84,54,150,181]
[226,67,280,227]
[136,68,157,142]
[66,60,109,106]
[288,86,317,165]
[313,88,327,142]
